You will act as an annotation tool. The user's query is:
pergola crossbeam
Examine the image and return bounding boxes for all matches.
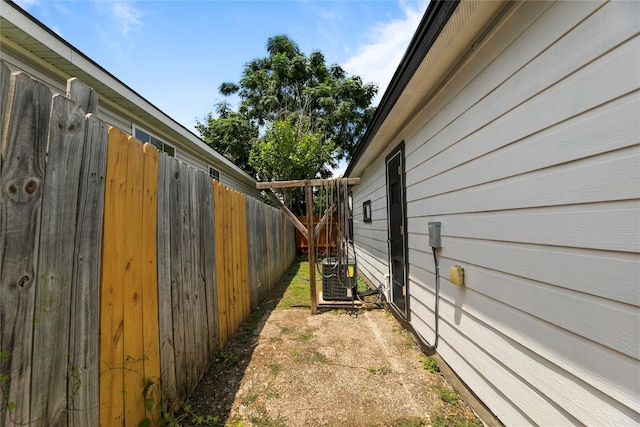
[256,177,360,190]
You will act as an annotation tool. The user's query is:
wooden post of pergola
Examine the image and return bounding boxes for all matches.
[256,178,360,314]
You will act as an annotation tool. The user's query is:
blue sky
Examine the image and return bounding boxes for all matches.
[15,0,428,133]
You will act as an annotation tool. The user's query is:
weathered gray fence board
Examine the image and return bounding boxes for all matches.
[193,172,214,368]
[267,207,283,289]
[0,72,51,426]
[0,62,10,147]
[188,168,205,387]
[168,156,187,400]
[246,197,269,308]
[31,94,86,425]
[69,113,107,426]
[157,153,178,402]
[179,163,197,394]
[246,197,257,308]
[66,78,98,115]
[200,174,217,355]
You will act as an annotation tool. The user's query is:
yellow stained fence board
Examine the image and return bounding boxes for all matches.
[141,143,160,423]
[214,181,228,347]
[231,191,240,328]
[240,193,250,319]
[100,127,129,426]
[227,188,237,334]
[123,136,146,426]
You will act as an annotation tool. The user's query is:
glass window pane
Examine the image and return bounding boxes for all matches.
[163,143,175,157]
[135,128,149,143]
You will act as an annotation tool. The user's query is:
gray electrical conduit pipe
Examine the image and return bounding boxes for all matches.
[416,248,440,350]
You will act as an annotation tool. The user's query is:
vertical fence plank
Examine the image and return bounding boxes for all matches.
[225,189,234,334]
[180,163,198,393]
[66,77,98,115]
[0,62,9,134]
[194,173,215,365]
[231,192,240,325]
[122,137,145,425]
[246,197,267,309]
[203,176,217,356]
[264,204,271,292]
[168,157,187,399]
[141,143,160,423]
[240,194,250,319]
[215,181,228,347]
[31,94,86,425]
[100,127,129,426]
[188,169,204,389]
[229,191,244,333]
[69,113,108,426]
[0,72,50,426]
[224,187,234,337]
[156,153,177,403]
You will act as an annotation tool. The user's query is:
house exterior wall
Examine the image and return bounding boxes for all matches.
[352,1,639,425]
[352,160,389,295]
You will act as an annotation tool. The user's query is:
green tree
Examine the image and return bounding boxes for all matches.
[195,100,258,176]
[235,35,377,162]
[197,34,377,213]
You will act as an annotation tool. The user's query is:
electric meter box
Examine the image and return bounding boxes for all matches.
[322,257,357,301]
[428,222,442,248]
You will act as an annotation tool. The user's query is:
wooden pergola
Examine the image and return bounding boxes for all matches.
[256,178,360,314]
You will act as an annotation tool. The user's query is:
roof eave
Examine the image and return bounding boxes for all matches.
[345,0,459,178]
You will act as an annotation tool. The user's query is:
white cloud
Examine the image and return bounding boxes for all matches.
[343,0,430,105]
[107,1,142,36]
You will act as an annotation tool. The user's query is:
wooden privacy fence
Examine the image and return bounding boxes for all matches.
[0,66,296,426]
[295,215,339,254]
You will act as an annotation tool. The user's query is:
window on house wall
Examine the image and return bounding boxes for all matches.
[134,127,176,157]
[363,200,372,223]
[208,166,220,181]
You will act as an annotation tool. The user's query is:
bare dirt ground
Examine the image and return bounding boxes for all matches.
[179,259,482,427]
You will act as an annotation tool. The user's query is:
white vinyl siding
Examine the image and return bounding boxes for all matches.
[352,0,639,425]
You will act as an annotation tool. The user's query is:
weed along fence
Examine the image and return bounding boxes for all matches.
[0,65,296,426]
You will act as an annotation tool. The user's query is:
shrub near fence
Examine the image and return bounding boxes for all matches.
[0,65,296,426]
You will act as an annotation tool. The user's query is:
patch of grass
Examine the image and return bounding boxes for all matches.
[394,418,428,427]
[215,351,239,367]
[240,392,258,406]
[295,331,315,341]
[276,258,313,310]
[422,356,440,373]
[368,366,392,375]
[269,363,283,377]
[436,381,460,406]
[250,405,287,427]
[279,325,293,335]
[264,386,281,400]
[294,349,331,365]
[431,415,484,427]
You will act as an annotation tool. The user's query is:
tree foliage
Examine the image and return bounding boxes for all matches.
[195,100,258,176]
[196,34,378,213]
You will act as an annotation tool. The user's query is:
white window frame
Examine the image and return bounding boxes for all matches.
[133,125,177,157]
[208,165,220,181]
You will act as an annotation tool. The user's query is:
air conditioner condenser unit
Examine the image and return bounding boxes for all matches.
[322,257,357,301]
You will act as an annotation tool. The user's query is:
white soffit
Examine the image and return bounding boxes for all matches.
[353,0,507,177]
